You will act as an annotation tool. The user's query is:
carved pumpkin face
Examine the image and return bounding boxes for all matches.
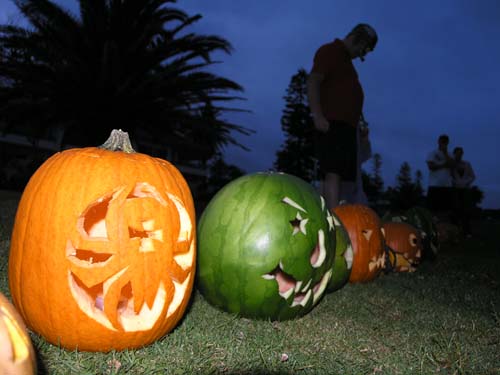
[0,292,36,375]
[8,130,196,351]
[198,172,336,320]
[382,222,423,272]
[333,204,385,283]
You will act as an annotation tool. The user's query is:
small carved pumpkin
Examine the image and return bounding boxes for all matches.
[8,130,196,351]
[333,204,385,283]
[0,292,36,375]
[387,206,439,261]
[382,222,423,272]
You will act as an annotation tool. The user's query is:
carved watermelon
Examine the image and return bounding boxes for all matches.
[197,172,336,320]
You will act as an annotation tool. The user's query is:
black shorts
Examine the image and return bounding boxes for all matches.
[314,121,357,181]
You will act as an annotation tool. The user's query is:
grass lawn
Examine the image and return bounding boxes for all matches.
[1,198,499,375]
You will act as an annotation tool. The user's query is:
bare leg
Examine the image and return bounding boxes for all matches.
[322,172,341,210]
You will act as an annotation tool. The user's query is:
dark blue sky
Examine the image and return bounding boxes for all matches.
[2,1,500,208]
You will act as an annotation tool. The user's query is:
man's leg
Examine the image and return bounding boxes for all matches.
[322,172,341,210]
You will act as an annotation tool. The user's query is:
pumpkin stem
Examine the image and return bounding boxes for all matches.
[99,129,136,153]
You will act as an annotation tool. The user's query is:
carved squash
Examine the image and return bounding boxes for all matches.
[8,130,196,351]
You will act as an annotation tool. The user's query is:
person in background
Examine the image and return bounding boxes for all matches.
[451,146,476,237]
[339,114,372,204]
[426,134,455,215]
[307,23,378,209]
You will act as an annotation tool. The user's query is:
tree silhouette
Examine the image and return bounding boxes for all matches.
[274,68,315,182]
[388,161,425,210]
[0,0,251,155]
[363,152,384,202]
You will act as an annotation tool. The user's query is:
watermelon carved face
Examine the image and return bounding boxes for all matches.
[197,172,336,320]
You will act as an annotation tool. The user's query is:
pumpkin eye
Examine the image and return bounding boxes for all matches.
[80,195,112,239]
[409,234,418,246]
[362,229,373,241]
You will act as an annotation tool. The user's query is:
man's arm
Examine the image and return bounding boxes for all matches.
[307,72,329,132]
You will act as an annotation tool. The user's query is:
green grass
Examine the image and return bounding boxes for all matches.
[1,198,499,375]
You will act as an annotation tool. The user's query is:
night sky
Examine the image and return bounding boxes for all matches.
[1,1,499,208]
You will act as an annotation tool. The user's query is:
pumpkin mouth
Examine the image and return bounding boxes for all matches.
[262,230,332,307]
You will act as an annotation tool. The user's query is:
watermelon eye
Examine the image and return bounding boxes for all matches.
[289,212,308,235]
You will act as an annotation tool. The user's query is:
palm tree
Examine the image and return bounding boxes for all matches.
[0,0,251,158]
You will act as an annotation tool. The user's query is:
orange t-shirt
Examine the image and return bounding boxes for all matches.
[310,39,364,127]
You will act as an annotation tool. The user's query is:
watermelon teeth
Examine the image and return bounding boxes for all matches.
[263,257,332,308]
[312,269,332,305]
[291,289,312,307]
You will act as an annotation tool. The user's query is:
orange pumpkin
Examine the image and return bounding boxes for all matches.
[0,292,36,375]
[382,222,423,272]
[8,129,196,352]
[333,204,385,283]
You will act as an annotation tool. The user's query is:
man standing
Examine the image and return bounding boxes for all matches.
[426,134,455,213]
[307,23,378,209]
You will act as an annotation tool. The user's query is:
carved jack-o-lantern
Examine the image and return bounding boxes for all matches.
[333,204,385,283]
[382,222,423,272]
[198,172,336,321]
[0,292,36,375]
[8,130,196,351]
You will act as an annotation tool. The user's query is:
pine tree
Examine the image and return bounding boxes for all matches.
[274,68,315,182]
[396,162,413,189]
[389,162,425,210]
[415,169,424,197]
[362,152,384,202]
